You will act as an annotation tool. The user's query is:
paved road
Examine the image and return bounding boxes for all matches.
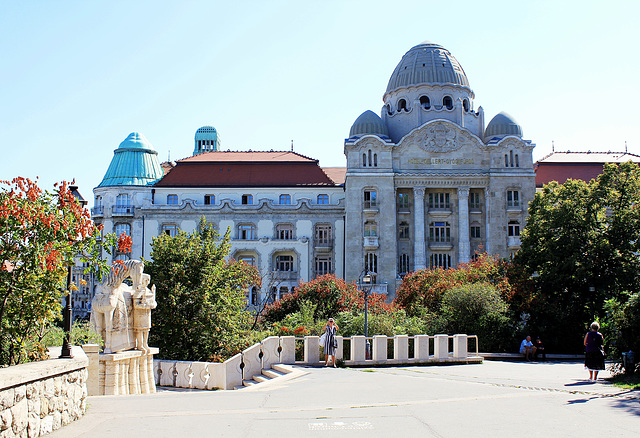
[52,361,639,437]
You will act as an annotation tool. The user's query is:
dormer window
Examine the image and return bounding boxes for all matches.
[443,96,453,110]
[420,95,431,109]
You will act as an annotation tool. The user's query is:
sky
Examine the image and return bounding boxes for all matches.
[2,0,639,206]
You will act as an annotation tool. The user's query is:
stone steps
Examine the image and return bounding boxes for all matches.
[235,364,293,390]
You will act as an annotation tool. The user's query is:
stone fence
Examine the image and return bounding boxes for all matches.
[0,346,88,437]
[155,334,481,391]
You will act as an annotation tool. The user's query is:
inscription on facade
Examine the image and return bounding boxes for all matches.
[408,158,475,165]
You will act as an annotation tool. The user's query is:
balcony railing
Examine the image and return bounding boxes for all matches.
[363,200,378,211]
[428,237,454,250]
[272,270,298,280]
[91,206,104,217]
[112,205,134,216]
[506,201,521,211]
[314,238,334,252]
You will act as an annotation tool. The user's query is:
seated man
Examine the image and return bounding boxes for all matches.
[533,337,546,360]
[519,335,537,361]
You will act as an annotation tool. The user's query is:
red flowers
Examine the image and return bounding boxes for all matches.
[117,233,132,254]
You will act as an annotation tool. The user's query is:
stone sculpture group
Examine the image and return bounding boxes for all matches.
[87,260,158,395]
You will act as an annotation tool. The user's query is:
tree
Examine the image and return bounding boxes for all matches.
[146,218,261,362]
[0,178,109,365]
[515,162,640,351]
[261,274,395,325]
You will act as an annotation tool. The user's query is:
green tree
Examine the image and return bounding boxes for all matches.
[0,178,110,365]
[515,162,640,351]
[146,218,261,362]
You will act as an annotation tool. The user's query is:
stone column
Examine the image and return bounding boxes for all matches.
[458,188,471,264]
[413,187,426,270]
[484,188,491,254]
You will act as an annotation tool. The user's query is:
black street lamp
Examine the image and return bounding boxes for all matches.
[360,270,373,359]
[60,184,87,359]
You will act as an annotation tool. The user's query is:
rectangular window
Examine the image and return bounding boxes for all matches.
[275,224,294,240]
[238,224,256,240]
[398,253,410,275]
[430,253,452,269]
[364,190,377,209]
[238,255,255,266]
[315,224,332,245]
[317,194,329,205]
[428,192,450,209]
[115,223,131,236]
[162,224,178,237]
[276,255,294,271]
[507,190,520,208]
[167,194,178,205]
[397,192,410,210]
[279,194,292,205]
[315,256,332,277]
[204,195,215,205]
[508,221,521,237]
[398,222,409,239]
[469,192,481,209]
[470,225,481,239]
[429,222,451,242]
[242,194,253,205]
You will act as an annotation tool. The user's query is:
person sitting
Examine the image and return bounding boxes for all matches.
[519,335,537,361]
[533,337,546,360]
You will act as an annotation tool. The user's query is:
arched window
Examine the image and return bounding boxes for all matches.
[373,153,378,167]
[510,150,514,168]
[279,194,291,205]
[238,223,256,240]
[443,96,453,110]
[429,222,451,242]
[515,154,520,167]
[317,194,329,205]
[397,99,407,112]
[386,104,393,116]
[363,153,367,167]
[505,154,509,167]
[237,254,256,266]
[419,95,431,109]
[250,286,258,305]
[167,194,178,205]
[398,254,410,275]
[204,194,215,205]
[463,98,470,112]
[368,150,372,167]
[364,221,377,237]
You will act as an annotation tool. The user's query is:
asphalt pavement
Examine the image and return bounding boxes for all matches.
[51,360,639,437]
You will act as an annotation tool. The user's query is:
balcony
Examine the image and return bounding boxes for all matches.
[507,236,521,249]
[363,200,378,215]
[272,270,298,281]
[363,236,379,249]
[428,237,454,250]
[427,208,452,218]
[111,205,134,216]
[91,206,104,217]
[314,238,334,252]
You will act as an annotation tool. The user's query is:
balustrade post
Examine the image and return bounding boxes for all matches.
[372,335,387,362]
[434,334,449,360]
[279,336,296,364]
[415,335,430,360]
[304,336,319,365]
[394,335,409,362]
[453,334,468,359]
[351,336,366,363]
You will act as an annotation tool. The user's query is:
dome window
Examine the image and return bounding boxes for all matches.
[386,104,393,116]
[419,96,431,110]
[443,96,453,110]
[463,99,470,112]
[362,153,367,167]
[397,99,408,112]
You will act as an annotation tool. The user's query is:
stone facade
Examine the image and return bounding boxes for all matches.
[0,347,88,438]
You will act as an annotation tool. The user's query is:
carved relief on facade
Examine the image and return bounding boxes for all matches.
[399,121,482,153]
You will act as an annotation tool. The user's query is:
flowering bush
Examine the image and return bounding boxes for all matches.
[0,178,114,365]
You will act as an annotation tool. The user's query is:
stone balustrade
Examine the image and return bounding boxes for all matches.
[154,334,481,391]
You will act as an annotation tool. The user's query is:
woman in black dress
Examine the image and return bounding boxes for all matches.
[584,321,605,381]
[323,318,339,367]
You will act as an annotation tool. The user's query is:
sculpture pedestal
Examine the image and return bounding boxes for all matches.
[84,345,158,396]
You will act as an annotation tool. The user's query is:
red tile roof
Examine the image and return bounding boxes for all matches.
[155,151,338,187]
[322,167,346,185]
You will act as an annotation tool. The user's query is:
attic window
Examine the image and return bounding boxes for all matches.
[420,96,431,109]
[443,96,453,110]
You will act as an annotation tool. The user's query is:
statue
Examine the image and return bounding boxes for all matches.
[91,260,157,354]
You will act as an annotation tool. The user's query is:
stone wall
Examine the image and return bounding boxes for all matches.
[0,346,87,438]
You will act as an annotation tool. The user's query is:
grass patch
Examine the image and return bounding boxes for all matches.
[606,373,640,390]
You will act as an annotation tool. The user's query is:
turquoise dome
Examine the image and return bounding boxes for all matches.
[386,41,470,94]
[349,110,389,138]
[484,112,523,140]
[98,132,164,187]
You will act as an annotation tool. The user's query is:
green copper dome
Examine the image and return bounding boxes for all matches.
[98,132,164,187]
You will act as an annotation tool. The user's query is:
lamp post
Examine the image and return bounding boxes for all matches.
[60,184,87,359]
[361,271,372,359]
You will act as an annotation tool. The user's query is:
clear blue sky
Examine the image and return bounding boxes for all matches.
[2,0,638,205]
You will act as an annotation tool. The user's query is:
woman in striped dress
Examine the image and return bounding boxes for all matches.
[323,318,339,367]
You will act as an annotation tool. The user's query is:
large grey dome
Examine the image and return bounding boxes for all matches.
[349,110,389,138]
[484,112,523,140]
[385,41,470,94]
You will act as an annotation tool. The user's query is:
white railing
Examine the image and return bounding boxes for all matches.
[154,334,481,391]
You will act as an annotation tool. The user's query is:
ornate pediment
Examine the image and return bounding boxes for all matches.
[399,120,482,153]
[351,135,394,151]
